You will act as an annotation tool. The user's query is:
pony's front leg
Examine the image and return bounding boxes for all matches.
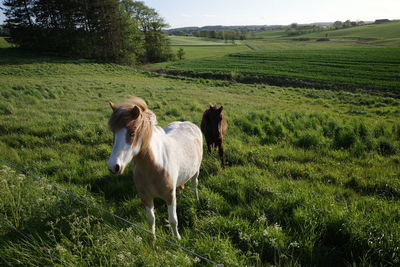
[145,199,156,239]
[167,191,181,240]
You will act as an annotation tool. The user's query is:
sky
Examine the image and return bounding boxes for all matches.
[1,0,399,28]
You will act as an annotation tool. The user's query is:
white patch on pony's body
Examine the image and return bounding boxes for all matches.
[162,121,203,187]
[108,128,142,174]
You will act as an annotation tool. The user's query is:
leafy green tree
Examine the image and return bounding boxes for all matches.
[333,21,343,29]
[2,0,171,64]
[121,0,173,62]
[177,48,185,60]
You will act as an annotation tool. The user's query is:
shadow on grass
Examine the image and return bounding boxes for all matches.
[89,172,137,202]
[0,47,95,65]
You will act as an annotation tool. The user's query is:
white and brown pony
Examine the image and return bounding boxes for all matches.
[107,97,203,239]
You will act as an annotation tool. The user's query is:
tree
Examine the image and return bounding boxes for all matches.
[333,21,343,29]
[2,0,171,63]
[121,0,173,62]
[177,48,185,60]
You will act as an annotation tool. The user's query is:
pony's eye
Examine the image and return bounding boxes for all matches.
[129,132,135,137]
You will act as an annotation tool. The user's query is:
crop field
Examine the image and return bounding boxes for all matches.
[166,47,400,97]
[1,38,400,266]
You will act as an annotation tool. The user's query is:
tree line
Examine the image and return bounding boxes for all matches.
[192,29,248,40]
[286,20,366,36]
[2,0,174,64]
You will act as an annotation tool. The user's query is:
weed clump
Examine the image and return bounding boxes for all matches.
[0,102,15,115]
[377,137,398,156]
[295,130,324,149]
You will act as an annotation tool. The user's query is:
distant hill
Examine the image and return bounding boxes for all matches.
[300,21,400,39]
[166,25,286,35]
[166,23,338,35]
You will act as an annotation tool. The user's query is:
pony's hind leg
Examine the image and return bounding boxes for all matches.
[167,192,181,240]
[145,199,156,239]
[192,170,200,201]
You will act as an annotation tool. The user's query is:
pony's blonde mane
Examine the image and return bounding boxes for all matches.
[108,96,156,154]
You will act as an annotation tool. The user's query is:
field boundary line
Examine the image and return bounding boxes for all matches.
[0,160,222,266]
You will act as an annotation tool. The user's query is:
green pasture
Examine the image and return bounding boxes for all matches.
[253,29,287,39]
[0,43,400,266]
[169,36,240,46]
[166,47,400,97]
[300,21,400,40]
[170,45,250,60]
[251,21,400,46]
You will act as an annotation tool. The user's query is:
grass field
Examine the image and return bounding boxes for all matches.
[169,36,241,46]
[1,38,400,266]
[300,21,400,40]
[166,47,400,97]
[253,30,287,39]
[160,22,400,97]
[251,21,400,46]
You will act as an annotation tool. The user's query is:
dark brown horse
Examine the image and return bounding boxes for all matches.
[201,104,228,167]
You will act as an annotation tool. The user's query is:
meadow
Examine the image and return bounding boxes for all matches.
[163,22,400,98]
[252,21,400,46]
[0,34,400,266]
[166,46,400,97]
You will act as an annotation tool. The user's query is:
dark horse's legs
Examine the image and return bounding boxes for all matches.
[218,141,225,167]
[207,142,212,153]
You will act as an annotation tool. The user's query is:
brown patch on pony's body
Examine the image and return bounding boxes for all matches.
[201,104,228,167]
[133,154,174,206]
[108,96,174,206]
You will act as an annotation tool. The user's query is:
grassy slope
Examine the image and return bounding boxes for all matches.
[169,36,239,46]
[0,48,400,266]
[252,22,400,45]
[0,37,11,48]
[300,21,400,40]
[167,46,400,97]
[253,30,287,39]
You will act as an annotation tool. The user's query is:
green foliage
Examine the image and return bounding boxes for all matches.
[2,0,172,64]
[177,48,185,60]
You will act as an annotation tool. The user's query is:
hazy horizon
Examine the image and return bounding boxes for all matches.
[1,0,399,28]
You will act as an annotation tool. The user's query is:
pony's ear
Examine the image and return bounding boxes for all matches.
[109,101,116,111]
[131,106,140,119]
[218,106,224,113]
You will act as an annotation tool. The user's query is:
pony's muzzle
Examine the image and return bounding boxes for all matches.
[108,164,120,174]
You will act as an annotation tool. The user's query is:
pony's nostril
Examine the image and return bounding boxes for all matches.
[115,164,120,173]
